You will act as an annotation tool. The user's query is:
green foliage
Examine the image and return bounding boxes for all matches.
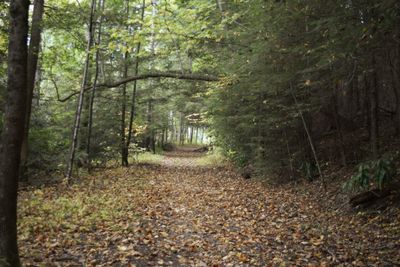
[300,162,318,181]
[162,142,176,152]
[207,0,400,179]
[196,147,226,167]
[136,152,164,164]
[0,258,11,267]
[3,0,398,181]
[344,157,397,191]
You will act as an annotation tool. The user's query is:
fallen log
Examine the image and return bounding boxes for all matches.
[194,146,209,153]
[349,188,391,207]
[240,164,254,179]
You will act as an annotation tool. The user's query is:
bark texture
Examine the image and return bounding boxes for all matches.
[20,0,45,179]
[0,0,30,265]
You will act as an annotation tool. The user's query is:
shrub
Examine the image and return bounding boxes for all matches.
[162,142,176,152]
[344,157,397,191]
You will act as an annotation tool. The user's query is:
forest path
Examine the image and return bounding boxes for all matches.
[19,148,400,266]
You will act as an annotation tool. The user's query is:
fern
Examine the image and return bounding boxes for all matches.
[344,157,397,191]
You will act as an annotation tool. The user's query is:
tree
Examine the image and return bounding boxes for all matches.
[0,0,29,265]
[66,0,96,180]
[20,0,45,179]
[124,0,145,166]
[86,0,105,171]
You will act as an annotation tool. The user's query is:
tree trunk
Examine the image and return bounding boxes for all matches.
[216,0,224,13]
[87,0,105,171]
[66,0,96,180]
[179,113,184,145]
[34,61,42,106]
[283,129,295,180]
[370,55,379,159]
[121,0,130,167]
[290,83,325,191]
[364,75,371,138]
[189,126,193,144]
[161,128,165,148]
[125,0,145,165]
[19,0,44,180]
[388,48,400,135]
[145,100,153,151]
[151,130,156,154]
[164,127,168,143]
[0,0,29,265]
[397,44,400,133]
[353,73,360,113]
[120,87,127,165]
[333,82,347,166]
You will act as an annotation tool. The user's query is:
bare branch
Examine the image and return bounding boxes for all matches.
[57,71,219,102]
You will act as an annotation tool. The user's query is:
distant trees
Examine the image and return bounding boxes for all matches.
[3,0,397,189]
[3,0,399,262]
[209,0,400,180]
[60,0,217,176]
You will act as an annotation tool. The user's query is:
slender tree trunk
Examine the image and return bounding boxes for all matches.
[35,60,42,106]
[161,128,165,148]
[353,74,360,113]
[333,83,347,166]
[216,0,224,12]
[179,113,185,145]
[125,0,145,165]
[172,116,177,142]
[189,126,193,144]
[151,130,156,154]
[174,116,177,142]
[200,127,204,144]
[0,0,29,265]
[121,0,130,167]
[80,78,92,153]
[290,83,325,191]
[19,0,44,180]
[283,129,295,180]
[397,44,400,132]
[370,55,379,159]
[388,49,400,135]
[145,100,153,151]
[87,0,105,171]
[66,0,96,180]
[121,84,127,165]
[364,75,371,138]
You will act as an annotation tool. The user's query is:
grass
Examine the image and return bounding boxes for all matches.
[196,148,227,167]
[134,152,165,164]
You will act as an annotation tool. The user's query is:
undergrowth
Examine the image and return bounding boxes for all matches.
[18,168,148,244]
[134,152,164,164]
[196,148,226,166]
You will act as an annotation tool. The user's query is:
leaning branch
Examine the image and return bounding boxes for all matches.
[58,72,219,102]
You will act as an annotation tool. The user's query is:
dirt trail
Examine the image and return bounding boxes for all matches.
[159,147,204,168]
[19,148,400,266]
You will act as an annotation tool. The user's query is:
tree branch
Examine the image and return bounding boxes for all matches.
[57,71,219,102]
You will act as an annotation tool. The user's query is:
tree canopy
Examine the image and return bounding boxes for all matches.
[1,0,400,265]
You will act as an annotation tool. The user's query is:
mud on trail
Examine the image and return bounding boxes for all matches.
[19,148,400,266]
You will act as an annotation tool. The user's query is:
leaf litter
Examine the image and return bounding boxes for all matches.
[18,151,400,266]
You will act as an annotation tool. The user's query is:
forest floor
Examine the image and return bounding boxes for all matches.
[18,147,400,266]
